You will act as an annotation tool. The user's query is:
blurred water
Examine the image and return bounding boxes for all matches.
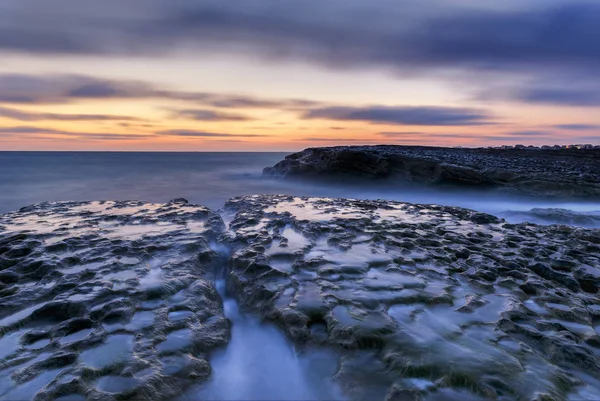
[179,277,343,401]
[0,152,286,213]
[1,152,598,226]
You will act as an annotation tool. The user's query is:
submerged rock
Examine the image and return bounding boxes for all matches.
[225,195,600,400]
[0,200,228,401]
[263,146,600,198]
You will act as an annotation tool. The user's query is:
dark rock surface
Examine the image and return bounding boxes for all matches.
[225,195,600,400]
[2,196,600,400]
[500,208,600,228]
[263,146,600,198]
[0,201,229,401]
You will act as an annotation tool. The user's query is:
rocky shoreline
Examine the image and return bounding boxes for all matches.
[0,196,599,400]
[263,146,600,198]
[0,200,229,401]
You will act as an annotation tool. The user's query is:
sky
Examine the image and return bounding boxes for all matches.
[0,0,599,151]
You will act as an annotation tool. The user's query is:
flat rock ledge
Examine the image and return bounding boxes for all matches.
[0,196,599,401]
[225,195,600,400]
[0,200,228,401]
[263,146,600,198]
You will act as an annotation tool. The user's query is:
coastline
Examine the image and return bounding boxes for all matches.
[0,196,599,399]
[264,145,600,199]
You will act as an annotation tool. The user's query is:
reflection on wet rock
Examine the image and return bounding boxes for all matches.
[225,195,600,400]
[1,195,600,400]
[0,200,228,401]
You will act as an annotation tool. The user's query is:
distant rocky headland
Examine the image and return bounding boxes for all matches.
[1,196,600,400]
[263,146,600,198]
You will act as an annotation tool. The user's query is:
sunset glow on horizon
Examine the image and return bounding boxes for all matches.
[1,0,599,151]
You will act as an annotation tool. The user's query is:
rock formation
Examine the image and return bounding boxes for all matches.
[225,195,600,400]
[263,146,600,198]
[1,196,599,400]
[0,200,228,401]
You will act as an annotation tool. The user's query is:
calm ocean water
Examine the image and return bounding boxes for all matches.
[1,152,599,225]
[0,152,288,213]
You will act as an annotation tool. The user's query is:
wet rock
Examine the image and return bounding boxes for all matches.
[2,195,600,400]
[529,263,581,291]
[0,200,229,400]
[224,194,600,399]
[31,301,88,323]
[385,383,422,401]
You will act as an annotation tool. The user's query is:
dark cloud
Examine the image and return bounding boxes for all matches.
[303,106,492,126]
[553,124,600,130]
[0,73,501,130]
[382,138,434,143]
[171,109,253,121]
[0,126,64,135]
[474,130,557,142]
[378,131,427,137]
[156,130,264,137]
[0,125,263,140]
[378,132,477,139]
[419,4,600,69]
[2,2,600,113]
[0,74,152,104]
[298,137,378,142]
[0,105,141,122]
[0,73,141,104]
[119,122,157,129]
[0,126,153,140]
[204,97,319,109]
[485,135,556,141]
[486,137,550,141]
[476,74,600,107]
[0,73,326,111]
[504,130,553,137]
[378,131,569,143]
[67,82,145,98]
[513,86,600,107]
[1,1,598,78]
[73,133,155,141]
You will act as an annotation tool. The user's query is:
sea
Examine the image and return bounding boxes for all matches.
[1,151,599,226]
[1,151,600,400]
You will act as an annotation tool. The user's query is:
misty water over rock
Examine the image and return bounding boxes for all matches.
[499,208,600,228]
[3,152,600,229]
[0,196,599,400]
